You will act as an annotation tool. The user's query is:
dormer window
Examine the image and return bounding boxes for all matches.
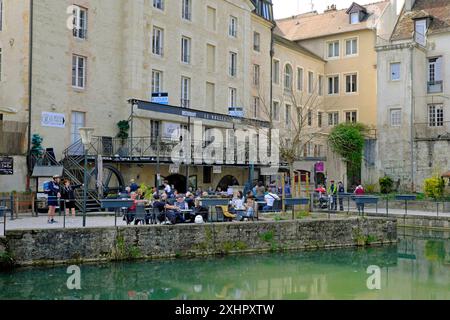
[350,12,360,24]
[346,3,367,25]
[414,18,431,46]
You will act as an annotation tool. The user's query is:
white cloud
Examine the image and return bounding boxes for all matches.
[272,0,378,19]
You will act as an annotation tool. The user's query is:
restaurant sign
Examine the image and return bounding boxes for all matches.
[0,157,13,175]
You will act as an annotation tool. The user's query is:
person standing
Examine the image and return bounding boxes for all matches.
[338,181,345,211]
[354,184,365,214]
[256,181,266,200]
[328,180,337,211]
[47,175,61,224]
[61,179,83,219]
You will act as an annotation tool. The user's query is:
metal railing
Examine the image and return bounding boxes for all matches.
[428,80,443,94]
[414,122,450,140]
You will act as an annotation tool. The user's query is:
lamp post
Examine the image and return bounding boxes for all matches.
[79,127,95,227]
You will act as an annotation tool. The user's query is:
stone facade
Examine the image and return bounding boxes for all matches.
[4,217,397,266]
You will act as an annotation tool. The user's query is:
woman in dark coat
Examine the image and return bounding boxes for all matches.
[61,179,83,218]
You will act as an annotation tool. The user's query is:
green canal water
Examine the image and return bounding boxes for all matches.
[0,229,449,300]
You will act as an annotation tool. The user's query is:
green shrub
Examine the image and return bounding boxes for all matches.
[365,184,377,194]
[379,176,394,194]
[424,175,445,200]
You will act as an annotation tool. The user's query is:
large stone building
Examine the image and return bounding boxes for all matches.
[376,0,450,192]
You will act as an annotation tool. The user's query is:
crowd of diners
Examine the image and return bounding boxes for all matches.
[119,179,286,225]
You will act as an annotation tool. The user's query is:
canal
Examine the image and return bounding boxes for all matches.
[0,228,449,300]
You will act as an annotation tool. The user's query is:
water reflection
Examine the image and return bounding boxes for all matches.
[0,229,449,300]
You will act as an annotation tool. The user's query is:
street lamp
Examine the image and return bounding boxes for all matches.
[79,127,94,227]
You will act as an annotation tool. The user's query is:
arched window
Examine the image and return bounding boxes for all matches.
[284,64,293,91]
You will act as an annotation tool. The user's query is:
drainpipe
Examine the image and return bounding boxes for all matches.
[409,45,415,192]
[26,0,34,189]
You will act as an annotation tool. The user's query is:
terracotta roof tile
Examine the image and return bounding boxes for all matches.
[392,0,450,41]
[275,1,390,41]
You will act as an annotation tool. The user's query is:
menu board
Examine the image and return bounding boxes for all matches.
[0,157,13,175]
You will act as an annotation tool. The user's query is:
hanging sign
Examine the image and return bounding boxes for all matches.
[0,157,13,175]
[41,112,66,128]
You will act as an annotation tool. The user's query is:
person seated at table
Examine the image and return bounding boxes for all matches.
[193,198,209,222]
[153,194,167,224]
[124,192,138,225]
[163,194,186,225]
[263,191,280,212]
[229,191,245,213]
[243,195,256,221]
[185,192,195,209]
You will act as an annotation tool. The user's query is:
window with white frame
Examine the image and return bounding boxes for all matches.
[345,73,357,93]
[151,120,161,142]
[272,60,280,84]
[253,97,260,118]
[229,87,237,108]
[428,104,444,127]
[284,64,293,91]
[308,71,314,94]
[285,104,291,127]
[153,0,164,10]
[72,6,87,39]
[350,12,360,24]
[328,75,339,94]
[229,52,237,77]
[151,70,162,93]
[390,108,401,127]
[297,67,304,91]
[182,0,191,20]
[345,111,357,123]
[72,55,86,89]
[229,16,237,37]
[427,57,443,93]
[272,101,280,121]
[345,38,357,56]
[181,36,191,63]
[181,76,191,108]
[328,112,339,126]
[152,27,164,56]
[415,19,427,46]
[253,32,260,52]
[390,62,400,81]
[253,64,260,87]
[327,41,339,58]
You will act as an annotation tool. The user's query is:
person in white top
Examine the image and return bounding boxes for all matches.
[163,180,172,194]
[263,192,280,211]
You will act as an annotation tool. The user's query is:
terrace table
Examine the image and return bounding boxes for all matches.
[101,199,135,226]
[200,199,230,222]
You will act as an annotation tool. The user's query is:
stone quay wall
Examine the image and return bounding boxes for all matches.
[3,217,397,267]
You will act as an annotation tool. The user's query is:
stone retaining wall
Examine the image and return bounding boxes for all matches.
[3,217,397,267]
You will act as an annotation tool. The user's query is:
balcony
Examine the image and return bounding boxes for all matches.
[414,122,450,140]
[427,81,443,94]
[0,120,28,155]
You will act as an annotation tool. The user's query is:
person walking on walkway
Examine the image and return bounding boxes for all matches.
[338,181,345,211]
[47,175,61,224]
[61,179,83,219]
[328,180,337,211]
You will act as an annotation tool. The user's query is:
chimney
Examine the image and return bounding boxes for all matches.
[324,4,337,13]
[405,0,416,11]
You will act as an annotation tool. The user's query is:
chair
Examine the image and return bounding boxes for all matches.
[218,205,236,222]
[134,204,147,225]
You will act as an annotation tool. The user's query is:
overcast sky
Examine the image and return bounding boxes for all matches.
[272,0,377,19]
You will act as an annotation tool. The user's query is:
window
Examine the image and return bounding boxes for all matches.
[72,6,87,39]
[284,64,293,91]
[72,55,86,89]
[0,0,3,31]
[207,6,216,31]
[253,97,260,118]
[350,12,359,24]
[390,63,400,81]
[71,112,86,145]
[272,101,280,121]
[318,75,323,96]
[152,27,164,56]
[229,16,237,37]
[0,48,2,82]
[206,44,215,72]
[345,38,357,56]
[229,52,237,77]
[318,112,323,128]
[415,19,427,46]
[253,32,260,52]
[328,75,339,94]
[428,57,443,93]
[328,112,339,126]
[390,109,401,127]
[151,70,162,93]
[153,0,164,10]
[272,60,280,84]
[307,110,312,126]
[327,41,339,58]
[429,104,444,127]
[308,71,314,94]
[181,36,191,63]
[206,82,215,110]
[345,73,357,93]
[285,105,291,127]
[345,111,357,123]
[181,77,190,108]
[297,68,304,91]
[229,88,237,107]
[151,120,161,142]
[182,0,191,20]
[253,64,260,87]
